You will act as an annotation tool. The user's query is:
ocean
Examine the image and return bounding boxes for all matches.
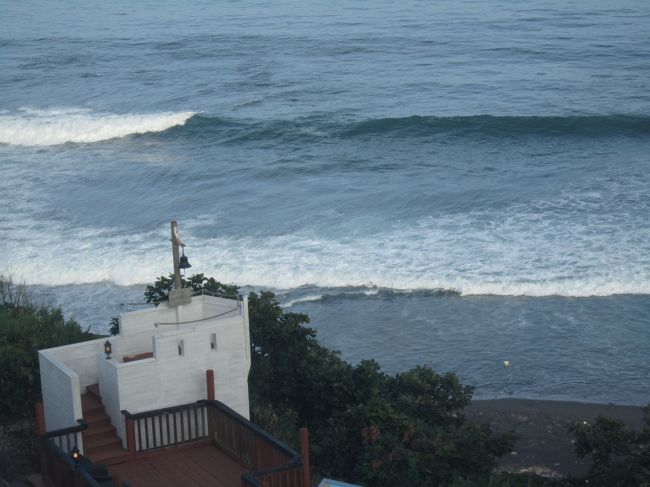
[1,0,649,404]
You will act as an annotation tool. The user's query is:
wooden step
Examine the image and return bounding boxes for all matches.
[85,432,122,451]
[84,422,117,438]
[79,383,129,467]
[86,383,101,400]
[84,407,110,424]
[85,444,130,466]
[81,393,103,412]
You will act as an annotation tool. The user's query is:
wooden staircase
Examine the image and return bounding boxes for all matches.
[82,384,129,465]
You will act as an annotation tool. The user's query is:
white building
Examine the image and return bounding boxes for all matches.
[38,292,251,452]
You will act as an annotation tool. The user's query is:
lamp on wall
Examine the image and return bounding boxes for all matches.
[71,445,81,466]
[104,340,112,360]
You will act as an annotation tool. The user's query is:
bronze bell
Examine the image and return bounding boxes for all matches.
[179,252,191,270]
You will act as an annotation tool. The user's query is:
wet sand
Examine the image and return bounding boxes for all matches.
[466,398,647,479]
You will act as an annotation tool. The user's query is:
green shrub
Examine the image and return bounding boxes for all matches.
[145,273,517,485]
[569,407,650,486]
[0,274,95,420]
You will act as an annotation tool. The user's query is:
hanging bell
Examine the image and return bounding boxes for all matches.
[179,249,192,270]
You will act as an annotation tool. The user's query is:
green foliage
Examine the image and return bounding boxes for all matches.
[446,471,563,486]
[109,316,120,336]
[568,407,650,486]
[144,273,239,304]
[0,273,95,420]
[141,273,518,485]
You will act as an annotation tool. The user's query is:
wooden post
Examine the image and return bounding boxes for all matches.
[35,402,46,435]
[206,369,215,401]
[300,427,310,487]
[35,402,48,482]
[205,369,215,441]
[126,418,136,460]
[171,220,182,291]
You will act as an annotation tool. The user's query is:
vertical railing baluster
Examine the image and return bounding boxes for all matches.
[136,419,140,452]
[194,406,199,441]
[144,417,149,450]
[157,414,163,447]
[180,410,186,443]
[173,411,178,444]
[165,412,170,446]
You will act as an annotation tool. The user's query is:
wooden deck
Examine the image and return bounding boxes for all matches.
[109,441,247,487]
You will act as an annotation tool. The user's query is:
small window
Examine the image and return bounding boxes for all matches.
[210,333,217,351]
[177,340,184,356]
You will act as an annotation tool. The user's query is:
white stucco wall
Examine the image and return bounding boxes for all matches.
[43,338,106,389]
[38,351,83,432]
[97,356,124,445]
[116,308,251,418]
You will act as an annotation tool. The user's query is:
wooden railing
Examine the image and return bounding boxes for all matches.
[241,464,304,487]
[121,399,310,487]
[199,400,308,487]
[42,419,87,455]
[122,402,208,454]
[40,422,101,487]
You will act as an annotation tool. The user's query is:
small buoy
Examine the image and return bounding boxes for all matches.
[503,360,511,368]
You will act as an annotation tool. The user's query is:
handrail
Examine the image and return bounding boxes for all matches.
[41,436,102,487]
[42,419,88,438]
[123,400,299,458]
[122,402,208,453]
[121,399,305,486]
[198,399,298,460]
[121,402,201,420]
[241,463,304,487]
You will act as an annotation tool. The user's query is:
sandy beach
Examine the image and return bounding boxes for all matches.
[466,398,647,478]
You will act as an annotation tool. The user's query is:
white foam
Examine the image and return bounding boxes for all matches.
[0,108,195,146]
[3,174,650,299]
[4,211,650,297]
[280,294,326,308]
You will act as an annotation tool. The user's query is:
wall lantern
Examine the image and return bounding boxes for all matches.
[104,340,112,360]
[71,445,81,465]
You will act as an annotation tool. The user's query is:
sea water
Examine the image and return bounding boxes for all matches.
[1,0,649,404]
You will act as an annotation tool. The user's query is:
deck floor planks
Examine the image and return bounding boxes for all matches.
[167,451,218,487]
[191,445,245,486]
[109,443,247,487]
[168,447,232,487]
[178,444,239,487]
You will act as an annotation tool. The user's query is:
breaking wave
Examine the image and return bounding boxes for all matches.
[0,108,195,146]
[4,111,649,147]
[5,214,650,297]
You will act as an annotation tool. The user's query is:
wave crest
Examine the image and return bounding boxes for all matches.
[173,114,650,144]
[0,108,195,146]
[341,114,650,138]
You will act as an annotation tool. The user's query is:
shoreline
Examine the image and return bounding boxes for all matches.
[466,398,646,478]
[0,398,646,483]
